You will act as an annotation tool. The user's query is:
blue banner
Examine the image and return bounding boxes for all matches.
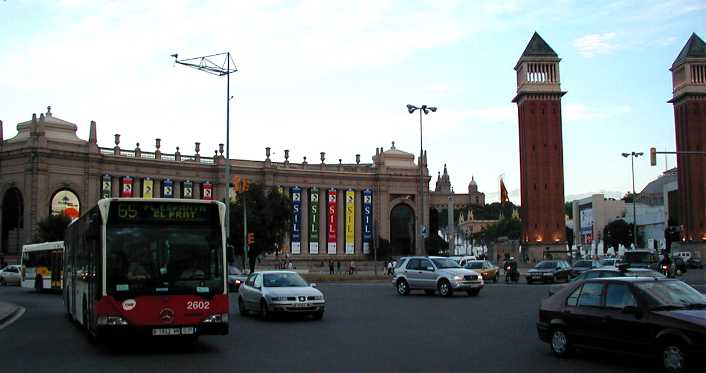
[291,186,302,254]
[162,179,174,198]
[362,189,373,254]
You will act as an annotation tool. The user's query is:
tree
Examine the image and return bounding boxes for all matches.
[425,208,448,255]
[565,226,574,249]
[479,217,522,243]
[603,220,634,252]
[564,202,573,219]
[229,183,291,272]
[35,214,72,242]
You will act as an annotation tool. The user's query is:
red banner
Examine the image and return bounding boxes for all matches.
[327,189,337,254]
[121,176,134,197]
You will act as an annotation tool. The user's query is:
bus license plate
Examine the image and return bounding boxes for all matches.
[152,327,195,336]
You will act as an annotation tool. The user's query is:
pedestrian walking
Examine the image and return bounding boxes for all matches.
[329,260,334,275]
[336,261,341,273]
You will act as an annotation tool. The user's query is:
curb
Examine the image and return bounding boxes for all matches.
[0,303,25,331]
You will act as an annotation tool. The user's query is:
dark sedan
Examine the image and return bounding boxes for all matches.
[687,257,704,269]
[526,260,572,284]
[548,267,665,296]
[537,277,706,373]
[570,260,602,278]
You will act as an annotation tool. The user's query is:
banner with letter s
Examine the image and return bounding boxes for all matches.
[101,174,112,199]
[162,179,174,198]
[345,190,355,254]
[142,178,154,199]
[291,186,302,254]
[121,176,134,197]
[327,189,337,254]
[309,188,320,254]
[362,189,373,254]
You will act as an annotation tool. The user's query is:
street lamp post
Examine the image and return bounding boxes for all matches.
[406,104,436,255]
[622,151,643,249]
[173,52,238,250]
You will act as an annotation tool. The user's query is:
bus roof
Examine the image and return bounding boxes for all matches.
[21,241,64,253]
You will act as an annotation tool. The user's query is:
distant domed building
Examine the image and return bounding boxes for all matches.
[429,164,485,210]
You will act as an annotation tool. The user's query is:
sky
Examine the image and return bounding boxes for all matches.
[1,0,704,204]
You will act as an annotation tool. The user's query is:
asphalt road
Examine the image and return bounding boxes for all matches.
[0,270,704,373]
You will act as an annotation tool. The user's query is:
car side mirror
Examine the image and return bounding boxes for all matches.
[310,283,317,288]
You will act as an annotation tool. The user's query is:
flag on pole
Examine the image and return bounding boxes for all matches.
[500,178,509,205]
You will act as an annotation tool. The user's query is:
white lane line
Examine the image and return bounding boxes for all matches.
[0,306,26,331]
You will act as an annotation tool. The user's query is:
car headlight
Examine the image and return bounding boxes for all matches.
[453,275,463,281]
[311,295,324,301]
[270,296,287,301]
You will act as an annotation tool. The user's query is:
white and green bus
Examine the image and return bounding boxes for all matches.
[21,241,65,291]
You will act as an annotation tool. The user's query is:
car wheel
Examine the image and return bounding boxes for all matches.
[438,280,453,297]
[550,328,572,358]
[238,297,249,317]
[396,279,410,296]
[662,342,687,373]
[312,310,324,320]
[424,290,435,296]
[467,289,480,297]
[260,299,271,320]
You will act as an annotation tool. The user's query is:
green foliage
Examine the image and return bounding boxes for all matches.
[439,201,518,228]
[603,220,634,251]
[566,226,574,248]
[478,217,522,243]
[35,214,72,243]
[564,202,573,219]
[228,183,291,271]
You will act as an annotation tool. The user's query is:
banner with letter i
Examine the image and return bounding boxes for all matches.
[101,174,112,199]
[121,176,134,197]
[291,186,302,254]
[309,188,320,254]
[142,178,154,199]
[345,190,355,254]
[162,179,174,198]
[327,188,337,254]
[362,189,373,254]
[182,180,193,199]
[202,181,213,200]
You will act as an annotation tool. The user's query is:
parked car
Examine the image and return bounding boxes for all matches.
[673,251,692,262]
[448,255,477,267]
[237,271,325,320]
[599,258,619,267]
[622,249,659,270]
[464,260,499,283]
[548,266,665,296]
[228,265,248,291]
[393,256,484,297]
[569,260,602,278]
[537,277,706,373]
[686,257,704,269]
[0,265,22,286]
[526,260,572,284]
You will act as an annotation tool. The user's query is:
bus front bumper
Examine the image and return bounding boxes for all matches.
[96,322,228,337]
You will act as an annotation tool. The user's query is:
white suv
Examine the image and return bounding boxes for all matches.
[392,256,484,297]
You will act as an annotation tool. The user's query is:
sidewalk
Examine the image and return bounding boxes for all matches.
[0,301,23,329]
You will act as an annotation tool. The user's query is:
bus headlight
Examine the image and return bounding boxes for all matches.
[202,313,229,323]
[97,316,128,326]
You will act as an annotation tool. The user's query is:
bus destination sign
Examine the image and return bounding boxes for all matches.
[109,202,215,224]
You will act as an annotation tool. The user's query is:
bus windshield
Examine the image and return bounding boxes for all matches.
[106,225,223,295]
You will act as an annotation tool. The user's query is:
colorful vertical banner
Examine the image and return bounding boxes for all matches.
[162,179,174,198]
[142,178,154,199]
[362,189,373,254]
[182,180,193,199]
[202,181,213,200]
[345,190,355,254]
[327,189,337,254]
[101,174,112,199]
[291,186,302,254]
[121,176,134,197]
[309,188,320,254]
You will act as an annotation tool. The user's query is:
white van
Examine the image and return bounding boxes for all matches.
[673,251,692,261]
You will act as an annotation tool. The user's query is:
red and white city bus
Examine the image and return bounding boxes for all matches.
[63,198,229,340]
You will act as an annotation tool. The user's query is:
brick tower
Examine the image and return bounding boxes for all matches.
[513,32,567,260]
[669,33,706,257]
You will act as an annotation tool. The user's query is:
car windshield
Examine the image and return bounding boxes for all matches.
[465,262,483,269]
[637,281,706,308]
[535,261,556,269]
[263,272,308,287]
[574,260,592,267]
[433,258,461,269]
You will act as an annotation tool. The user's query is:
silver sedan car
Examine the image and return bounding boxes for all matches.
[238,271,325,320]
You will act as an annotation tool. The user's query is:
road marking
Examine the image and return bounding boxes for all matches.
[0,306,26,331]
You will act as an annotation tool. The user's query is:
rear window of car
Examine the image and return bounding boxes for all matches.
[466,262,483,269]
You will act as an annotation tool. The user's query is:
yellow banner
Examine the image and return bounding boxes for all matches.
[345,190,355,254]
[143,178,154,199]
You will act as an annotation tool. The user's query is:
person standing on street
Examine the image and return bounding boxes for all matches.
[329,260,334,275]
[336,261,341,273]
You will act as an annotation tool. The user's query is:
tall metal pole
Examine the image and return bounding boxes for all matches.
[243,196,248,272]
[631,153,637,249]
[226,53,231,248]
[419,109,425,255]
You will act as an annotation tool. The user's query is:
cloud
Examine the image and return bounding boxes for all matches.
[573,32,620,58]
[564,104,631,121]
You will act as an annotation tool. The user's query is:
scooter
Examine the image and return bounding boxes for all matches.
[505,263,519,283]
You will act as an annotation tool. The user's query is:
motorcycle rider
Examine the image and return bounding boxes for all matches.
[508,256,519,283]
[659,250,672,277]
